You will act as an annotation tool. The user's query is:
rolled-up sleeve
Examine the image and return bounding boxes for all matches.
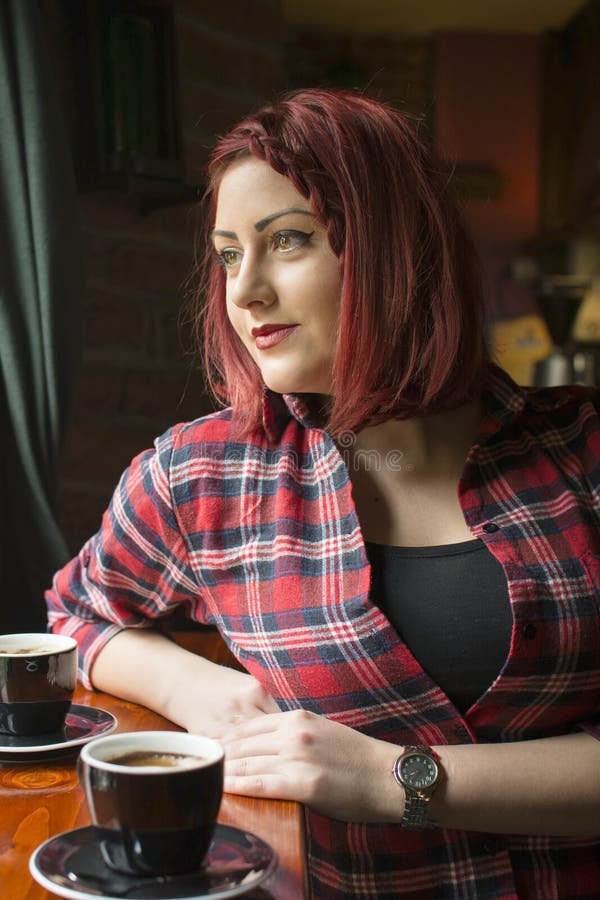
[46,425,205,688]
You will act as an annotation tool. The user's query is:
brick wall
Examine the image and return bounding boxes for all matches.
[57,0,285,553]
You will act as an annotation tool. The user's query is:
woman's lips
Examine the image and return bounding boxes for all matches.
[252,325,297,350]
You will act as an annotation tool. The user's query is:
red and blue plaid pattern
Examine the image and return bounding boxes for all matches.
[47,366,600,898]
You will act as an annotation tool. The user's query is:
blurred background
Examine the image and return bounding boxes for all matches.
[1,0,599,629]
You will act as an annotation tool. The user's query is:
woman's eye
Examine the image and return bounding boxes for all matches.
[271,230,314,253]
[216,248,242,269]
[217,248,241,268]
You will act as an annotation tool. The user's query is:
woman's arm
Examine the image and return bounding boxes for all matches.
[431,730,600,835]
[90,629,279,739]
[223,710,600,835]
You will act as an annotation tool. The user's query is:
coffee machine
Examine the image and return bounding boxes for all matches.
[533,276,598,387]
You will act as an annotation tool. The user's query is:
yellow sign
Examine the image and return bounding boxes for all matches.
[489,315,553,386]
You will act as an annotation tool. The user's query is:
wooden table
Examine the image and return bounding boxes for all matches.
[0,686,308,900]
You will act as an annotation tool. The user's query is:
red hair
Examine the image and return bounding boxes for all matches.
[193,88,489,437]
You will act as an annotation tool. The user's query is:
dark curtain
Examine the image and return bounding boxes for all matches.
[0,0,82,631]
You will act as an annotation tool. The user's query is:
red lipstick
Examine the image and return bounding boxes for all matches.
[251,324,297,350]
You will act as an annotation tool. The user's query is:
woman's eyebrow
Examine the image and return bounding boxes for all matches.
[254,207,313,232]
[211,208,313,241]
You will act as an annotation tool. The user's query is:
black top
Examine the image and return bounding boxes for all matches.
[365,538,512,713]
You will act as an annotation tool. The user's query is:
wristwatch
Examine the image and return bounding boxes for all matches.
[393,745,443,829]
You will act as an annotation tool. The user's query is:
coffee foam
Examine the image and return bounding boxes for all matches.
[108,750,205,769]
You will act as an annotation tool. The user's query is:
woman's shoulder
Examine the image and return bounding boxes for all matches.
[486,363,600,421]
[153,406,274,465]
[520,381,600,427]
[481,365,600,464]
[512,378,600,468]
[167,406,235,446]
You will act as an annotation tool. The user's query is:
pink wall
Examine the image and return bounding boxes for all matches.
[435,32,541,317]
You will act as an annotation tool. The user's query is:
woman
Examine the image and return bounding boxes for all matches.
[47,89,600,898]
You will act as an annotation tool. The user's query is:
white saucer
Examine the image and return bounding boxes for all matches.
[0,705,117,759]
[30,823,277,899]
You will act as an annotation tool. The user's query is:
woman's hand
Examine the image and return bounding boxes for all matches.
[224,709,600,836]
[224,713,600,835]
[90,629,279,740]
[223,709,400,822]
[168,661,280,739]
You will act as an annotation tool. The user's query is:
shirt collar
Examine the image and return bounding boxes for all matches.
[478,363,527,440]
[261,388,318,444]
[260,363,529,445]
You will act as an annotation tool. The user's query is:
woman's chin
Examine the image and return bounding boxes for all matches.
[261,370,332,397]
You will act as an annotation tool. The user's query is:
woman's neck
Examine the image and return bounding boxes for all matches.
[344,399,482,476]
[341,399,483,546]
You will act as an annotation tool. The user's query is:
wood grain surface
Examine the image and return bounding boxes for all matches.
[0,685,307,900]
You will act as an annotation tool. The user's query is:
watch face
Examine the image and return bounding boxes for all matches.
[400,752,438,790]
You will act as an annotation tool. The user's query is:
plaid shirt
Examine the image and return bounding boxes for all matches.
[47,365,600,899]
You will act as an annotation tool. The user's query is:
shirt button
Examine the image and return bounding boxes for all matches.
[522,623,537,640]
[482,522,499,534]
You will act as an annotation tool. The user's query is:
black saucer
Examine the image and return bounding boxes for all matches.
[0,705,116,761]
[30,823,277,899]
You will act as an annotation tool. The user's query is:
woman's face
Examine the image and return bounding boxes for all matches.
[212,157,342,396]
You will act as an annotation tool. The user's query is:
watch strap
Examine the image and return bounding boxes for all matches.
[401,789,434,829]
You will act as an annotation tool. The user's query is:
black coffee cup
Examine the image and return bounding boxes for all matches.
[0,633,78,736]
[78,731,225,876]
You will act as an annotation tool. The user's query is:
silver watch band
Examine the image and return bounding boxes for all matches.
[401,790,433,829]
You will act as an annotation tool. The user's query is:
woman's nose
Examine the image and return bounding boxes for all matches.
[228,256,276,310]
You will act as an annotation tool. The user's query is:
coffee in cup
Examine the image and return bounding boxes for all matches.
[0,633,77,736]
[107,750,205,768]
[78,731,224,875]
